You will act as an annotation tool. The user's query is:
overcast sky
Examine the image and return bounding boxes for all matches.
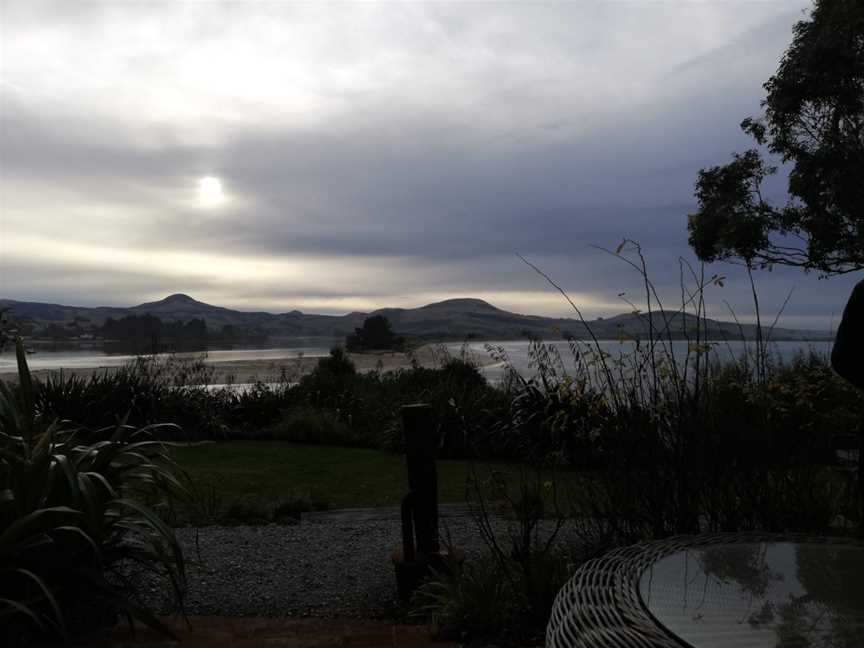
[1,0,859,329]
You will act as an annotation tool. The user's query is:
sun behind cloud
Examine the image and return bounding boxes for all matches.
[197,176,226,207]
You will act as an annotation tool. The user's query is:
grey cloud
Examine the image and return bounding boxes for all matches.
[3,0,856,328]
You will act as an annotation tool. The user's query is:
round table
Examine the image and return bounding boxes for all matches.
[547,534,864,648]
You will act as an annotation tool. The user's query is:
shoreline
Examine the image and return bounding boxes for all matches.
[0,344,499,384]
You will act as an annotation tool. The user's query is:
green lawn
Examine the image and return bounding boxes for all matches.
[171,441,510,509]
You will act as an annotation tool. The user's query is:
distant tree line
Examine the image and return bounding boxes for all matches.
[101,315,208,341]
[97,316,271,342]
[217,323,269,341]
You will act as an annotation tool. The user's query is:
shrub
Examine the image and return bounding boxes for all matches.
[182,474,223,527]
[265,408,353,445]
[272,492,329,523]
[411,555,520,641]
[222,499,272,526]
[36,357,227,440]
[497,243,862,541]
[290,349,508,453]
[30,346,511,452]
[410,546,579,644]
[0,340,187,645]
[314,346,356,376]
[221,381,297,436]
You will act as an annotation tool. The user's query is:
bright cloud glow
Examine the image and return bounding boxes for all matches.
[197,176,225,207]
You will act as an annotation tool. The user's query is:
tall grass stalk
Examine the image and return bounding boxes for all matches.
[502,242,858,541]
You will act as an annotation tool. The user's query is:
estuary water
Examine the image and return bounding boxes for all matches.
[0,344,334,373]
[0,339,835,386]
[446,339,836,384]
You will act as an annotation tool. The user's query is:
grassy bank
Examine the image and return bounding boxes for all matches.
[172,441,512,509]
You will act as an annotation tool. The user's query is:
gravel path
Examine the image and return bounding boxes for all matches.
[139,511,580,619]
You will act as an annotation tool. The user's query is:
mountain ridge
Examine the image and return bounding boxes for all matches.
[0,295,833,342]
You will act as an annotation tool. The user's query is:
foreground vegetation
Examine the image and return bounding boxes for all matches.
[0,341,186,647]
[7,308,862,642]
[33,346,509,455]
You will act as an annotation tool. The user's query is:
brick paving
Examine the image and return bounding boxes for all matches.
[84,616,458,648]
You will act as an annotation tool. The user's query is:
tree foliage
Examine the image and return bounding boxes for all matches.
[345,315,403,351]
[688,0,864,274]
[101,315,208,340]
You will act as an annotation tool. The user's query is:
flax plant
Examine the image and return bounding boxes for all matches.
[1,339,187,646]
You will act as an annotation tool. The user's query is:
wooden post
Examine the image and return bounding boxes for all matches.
[402,403,439,556]
[400,493,416,564]
[392,403,443,601]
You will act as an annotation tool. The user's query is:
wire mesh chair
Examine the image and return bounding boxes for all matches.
[546,532,864,648]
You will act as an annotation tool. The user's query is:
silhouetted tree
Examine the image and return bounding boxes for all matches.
[688,0,864,275]
[101,315,208,341]
[345,315,403,351]
[316,346,356,376]
[0,308,13,351]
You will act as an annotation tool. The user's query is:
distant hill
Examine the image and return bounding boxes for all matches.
[0,293,833,342]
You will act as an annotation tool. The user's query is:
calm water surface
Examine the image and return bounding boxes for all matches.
[1,339,835,385]
[0,343,335,373]
[447,339,836,383]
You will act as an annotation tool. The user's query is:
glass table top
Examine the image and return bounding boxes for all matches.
[638,542,864,648]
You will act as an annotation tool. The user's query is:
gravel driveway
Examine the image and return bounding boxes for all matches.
[138,508,580,619]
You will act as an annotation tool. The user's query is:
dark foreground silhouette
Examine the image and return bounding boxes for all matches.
[833,280,864,390]
[831,278,864,528]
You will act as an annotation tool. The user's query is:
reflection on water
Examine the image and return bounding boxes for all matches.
[639,542,864,648]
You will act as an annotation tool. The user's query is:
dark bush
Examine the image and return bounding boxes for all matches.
[30,348,510,455]
[264,407,353,445]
